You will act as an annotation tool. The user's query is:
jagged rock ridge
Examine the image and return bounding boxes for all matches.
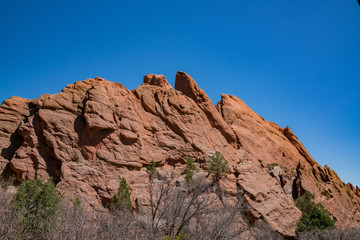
[1,72,359,237]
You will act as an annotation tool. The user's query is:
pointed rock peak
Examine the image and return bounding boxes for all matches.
[282,126,317,166]
[175,71,209,103]
[221,94,249,108]
[283,126,295,138]
[143,74,172,89]
[175,71,238,147]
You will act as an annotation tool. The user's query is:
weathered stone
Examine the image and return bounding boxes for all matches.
[0,97,30,175]
[175,71,239,148]
[0,72,359,236]
[216,93,360,230]
[143,74,172,89]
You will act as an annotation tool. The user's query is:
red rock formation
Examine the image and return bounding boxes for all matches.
[216,93,360,228]
[0,72,359,237]
[0,97,30,175]
[143,74,172,89]
[175,71,239,148]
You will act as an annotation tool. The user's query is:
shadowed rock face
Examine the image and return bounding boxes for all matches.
[0,72,359,237]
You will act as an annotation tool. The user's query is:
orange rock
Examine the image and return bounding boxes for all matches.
[0,97,30,175]
[175,71,239,148]
[143,74,172,89]
[1,72,359,236]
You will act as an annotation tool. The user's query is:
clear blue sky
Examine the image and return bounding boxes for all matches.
[1,1,359,185]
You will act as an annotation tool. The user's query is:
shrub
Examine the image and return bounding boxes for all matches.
[1,175,285,240]
[0,187,21,240]
[147,160,159,179]
[267,163,287,171]
[295,191,336,235]
[297,228,360,240]
[185,170,193,184]
[13,178,61,238]
[185,156,196,183]
[267,163,279,168]
[112,178,132,211]
[207,151,230,180]
[0,176,15,189]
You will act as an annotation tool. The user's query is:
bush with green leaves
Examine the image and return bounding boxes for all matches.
[207,151,230,180]
[112,177,132,211]
[13,178,61,238]
[295,191,336,235]
[185,156,197,183]
[147,160,159,179]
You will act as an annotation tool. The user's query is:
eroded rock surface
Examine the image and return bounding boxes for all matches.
[1,72,359,236]
[0,97,30,174]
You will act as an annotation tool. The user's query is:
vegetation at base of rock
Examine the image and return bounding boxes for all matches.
[112,177,132,211]
[148,160,159,179]
[2,177,356,240]
[207,151,230,180]
[186,156,196,171]
[297,228,360,240]
[185,156,197,183]
[1,176,284,240]
[0,176,15,189]
[185,169,193,184]
[2,73,360,235]
[295,191,336,235]
[13,178,62,238]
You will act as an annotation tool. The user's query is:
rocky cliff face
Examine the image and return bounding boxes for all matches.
[1,72,359,237]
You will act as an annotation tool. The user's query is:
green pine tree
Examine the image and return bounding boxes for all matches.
[295,191,336,235]
[207,151,230,180]
[13,178,61,237]
[147,160,158,179]
[185,156,197,183]
[112,178,132,211]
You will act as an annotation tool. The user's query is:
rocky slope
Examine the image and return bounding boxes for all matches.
[1,72,359,237]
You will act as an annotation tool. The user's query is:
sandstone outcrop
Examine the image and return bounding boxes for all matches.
[143,74,172,89]
[1,72,359,237]
[175,71,239,148]
[0,97,30,174]
[216,93,360,229]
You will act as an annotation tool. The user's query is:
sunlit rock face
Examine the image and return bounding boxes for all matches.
[1,72,359,237]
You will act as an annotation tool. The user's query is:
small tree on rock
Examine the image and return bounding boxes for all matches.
[207,151,230,181]
[147,160,159,179]
[185,156,197,183]
[112,178,132,211]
